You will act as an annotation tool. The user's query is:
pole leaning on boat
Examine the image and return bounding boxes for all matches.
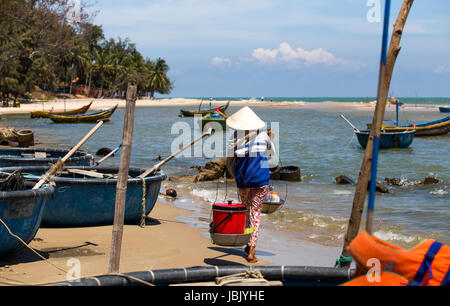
[32,119,108,190]
[339,0,415,269]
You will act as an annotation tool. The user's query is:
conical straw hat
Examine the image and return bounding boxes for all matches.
[226,106,266,131]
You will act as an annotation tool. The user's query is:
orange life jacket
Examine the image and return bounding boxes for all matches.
[342,272,408,286]
[347,231,450,286]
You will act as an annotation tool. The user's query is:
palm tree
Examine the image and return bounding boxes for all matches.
[147,58,172,99]
[92,47,112,97]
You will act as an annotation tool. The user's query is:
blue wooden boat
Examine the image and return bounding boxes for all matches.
[439,106,450,113]
[0,166,166,227]
[0,148,94,168]
[355,130,415,149]
[0,183,54,257]
[368,116,450,136]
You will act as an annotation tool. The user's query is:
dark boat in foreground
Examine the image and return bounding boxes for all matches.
[47,105,118,123]
[355,130,415,149]
[30,101,93,119]
[439,106,450,113]
[56,265,354,286]
[180,101,230,117]
[0,166,166,227]
[0,181,54,257]
[368,116,450,136]
[0,147,93,168]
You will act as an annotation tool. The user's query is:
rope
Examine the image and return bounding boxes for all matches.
[215,270,269,286]
[139,177,147,228]
[0,217,70,276]
[335,254,353,268]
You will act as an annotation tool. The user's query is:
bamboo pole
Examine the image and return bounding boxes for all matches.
[95,144,122,166]
[32,119,107,190]
[339,0,414,269]
[108,83,137,273]
[138,128,213,179]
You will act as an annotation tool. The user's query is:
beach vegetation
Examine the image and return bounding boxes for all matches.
[0,0,173,100]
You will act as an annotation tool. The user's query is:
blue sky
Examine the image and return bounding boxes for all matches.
[91,0,450,97]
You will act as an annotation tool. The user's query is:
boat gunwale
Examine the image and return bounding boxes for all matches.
[0,183,54,200]
[355,129,416,136]
[0,148,93,164]
[0,166,167,186]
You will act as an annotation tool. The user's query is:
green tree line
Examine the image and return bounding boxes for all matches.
[0,0,173,100]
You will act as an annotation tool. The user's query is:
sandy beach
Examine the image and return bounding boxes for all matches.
[0,200,274,286]
[0,97,441,116]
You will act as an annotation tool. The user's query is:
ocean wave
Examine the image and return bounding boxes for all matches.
[373,230,418,244]
[430,188,449,196]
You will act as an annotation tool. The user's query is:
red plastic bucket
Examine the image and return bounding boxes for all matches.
[211,201,247,234]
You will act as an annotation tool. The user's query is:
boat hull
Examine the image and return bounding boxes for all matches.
[355,130,415,149]
[0,166,166,227]
[48,105,118,123]
[30,101,93,119]
[368,116,450,136]
[0,148,93,168]
[200,118,227,131]
[180,102,230,117]
[439,107,450,113]
[0,184,54,256]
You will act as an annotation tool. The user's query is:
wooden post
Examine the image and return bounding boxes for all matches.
[108,83,137,273]
[340,0,414,268]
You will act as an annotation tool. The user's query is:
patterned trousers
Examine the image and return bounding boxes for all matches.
[238,185,269,247]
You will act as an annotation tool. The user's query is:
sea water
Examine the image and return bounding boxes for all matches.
[3,99,448,262]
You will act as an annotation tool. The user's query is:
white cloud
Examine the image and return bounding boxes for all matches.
[252,42,361,69]
[210,57,231,67]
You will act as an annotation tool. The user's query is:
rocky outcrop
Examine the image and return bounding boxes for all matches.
[385,177,440,187]
[169,157,230,183]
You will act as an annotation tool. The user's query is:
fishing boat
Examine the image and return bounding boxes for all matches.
[0,179,54,257]
[199,107,228,131]
[30,101,93,119]
[355,130,415,149]
[0,166,166,227]
[47,105,118,123]
[180,101,230,117]
[0,147,93,168]
[367,116,450,137]
[439,106,450,113]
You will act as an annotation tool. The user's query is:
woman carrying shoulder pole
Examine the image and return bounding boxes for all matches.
[226,106,278,263]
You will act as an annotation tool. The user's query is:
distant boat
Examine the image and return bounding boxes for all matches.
[0,166,166,227]
[199,108,228,131]
[180,101,230,117]
[48,105,118,123]
[439,106,450,113]
[368,116,450,136]
[30,101,93,119]
[355,130,415,149]
[0,182,54,256]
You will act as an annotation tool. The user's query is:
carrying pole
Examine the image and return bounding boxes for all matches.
[339,0,414,269]
[108,83,137,273]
